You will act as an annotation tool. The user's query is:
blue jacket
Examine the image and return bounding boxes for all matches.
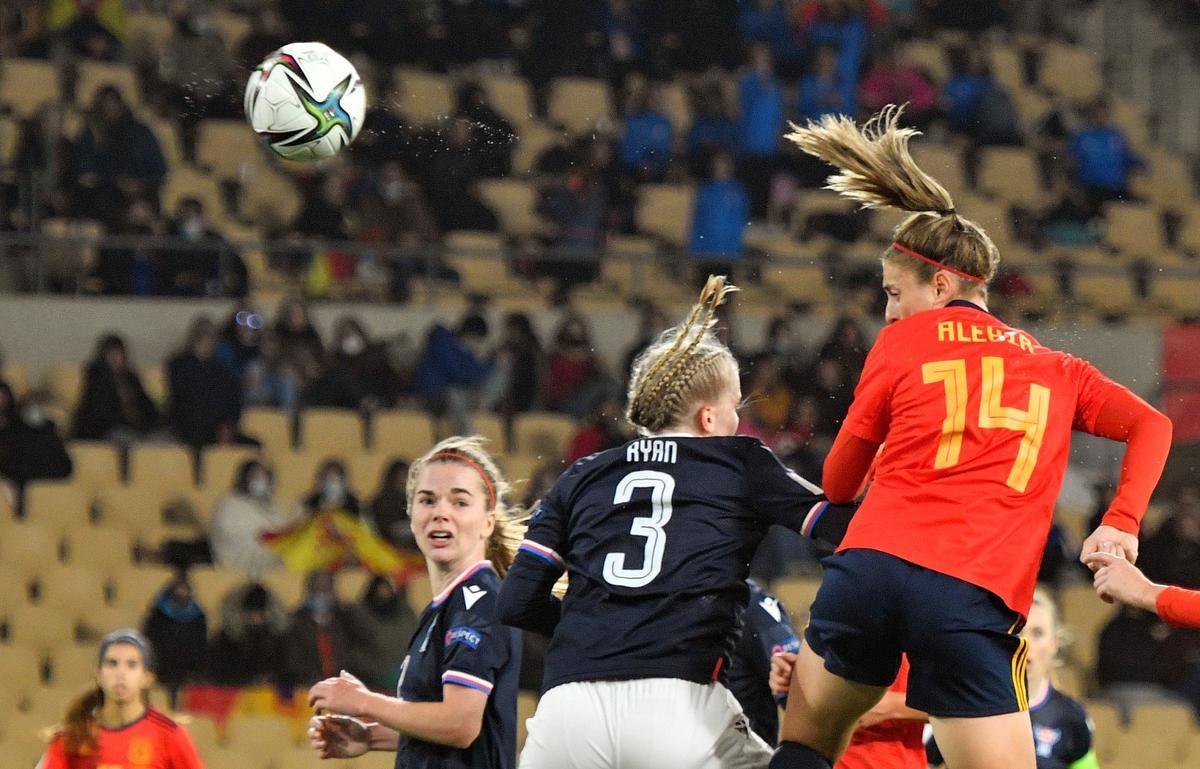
[797,74,855,122]
[691,178,750,257]
[416,325,494,396]
[619,110,674,175]
[1070,127,1143,191]
[739,72,787,157]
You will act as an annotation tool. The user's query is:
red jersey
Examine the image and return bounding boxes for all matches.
[1158,586,1200,629]
[837,303,1127,616]
[837,658,925,769]
[38,708,204,769]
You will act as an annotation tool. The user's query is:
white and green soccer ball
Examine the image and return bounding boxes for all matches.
[244,42,367,162]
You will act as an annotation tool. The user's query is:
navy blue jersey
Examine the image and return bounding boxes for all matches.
[395,561,521,769]
[927,686,1094,769]
[728,580,800,746]
[498,435,837,692]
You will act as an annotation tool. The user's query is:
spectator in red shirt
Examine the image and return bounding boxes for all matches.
[858,43,937,130]
[544,315,615,419]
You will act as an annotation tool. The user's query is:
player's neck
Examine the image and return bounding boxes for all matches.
[1027,675,1052,709]
[427,550,487,596]
[98,697,147,729]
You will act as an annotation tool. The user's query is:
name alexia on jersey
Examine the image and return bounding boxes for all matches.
[625,439,679,464]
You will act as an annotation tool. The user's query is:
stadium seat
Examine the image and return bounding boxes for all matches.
[394,69,456,126]
[35,563,112,614]
[1111,726,1179,769]
[987,42,1026,95]
[242,407,295,453]
[1153,275,1200,316]
[1053,664,1087,700]
[898,39,950,82]
[1135,148,1196,208]
[348,452,393,499]
[1038,42,1103,104]
[369,407,441,455]
[1074,272,1137,316]
[96,485,168,546]
[183,715,223,755]
[406,574,432,614]
[197,119,263,179]
[449,412,507,452]
[201,445,263,490]
[1061,585,1117,671]
[63,525,135,574]
[260,570,305,610]
[511,413,577,458]
[225,713,297,751]
[518,691,539,751]
[657,81,693,137]
[498,454,547,498]
[1104,202,1165,255]
[44,363,83,412]
[112,564,177,617]
[273,450,331,511]
[128,444,197,495]
[635,184,696,248]
[477,179,542,238]
[2,361,29,398]
[977,147,1045,207]
[0,522,61,578]
[547,77,615,135]
[480,73,536,130]
[335,568,373,604]
[162,167,227,221]
[512,120,568,175]
[762,258,835,305]
[68,441,122,496]
[0,562,33,614]
[190,568,254,618]
[76,60,141,109]
[912,145,968,197]
[1128,700,1195,752]
[0,58,59,118]
[448,251,520,296]
[1085,699,1123,763]
[239,167,303,226]
[5,605,78,652]
[213,10,252,49]
[39,217,103,292]
[126,12,173,57]
[299,408,366,455]
[0,644,44,701]
[24,480,92,536]
[47,645,100,689]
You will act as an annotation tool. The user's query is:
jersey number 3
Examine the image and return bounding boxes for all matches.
[603,470,675,588]
[922,357,1050,493]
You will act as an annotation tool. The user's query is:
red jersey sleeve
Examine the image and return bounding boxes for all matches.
[1157,586,1200,629]
[840,326,894,444]
[166,724,205,769]
[1068,356,1127,433]
[36,737,67,769]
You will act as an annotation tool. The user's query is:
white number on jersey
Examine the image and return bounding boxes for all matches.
[602,470,675,588]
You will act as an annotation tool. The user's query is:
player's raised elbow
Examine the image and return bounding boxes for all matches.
[447,720,482,749]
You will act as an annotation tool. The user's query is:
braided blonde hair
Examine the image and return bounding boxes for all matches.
[785,104,999,290]
[406,436,523,577]
[626,275,739,434]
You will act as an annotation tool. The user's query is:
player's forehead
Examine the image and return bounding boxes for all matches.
[416,461,484,495]
[102,642,144,664]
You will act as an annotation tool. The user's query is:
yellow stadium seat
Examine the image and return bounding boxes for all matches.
[35,563,112,614]
[512,120,568,175]
[213,10,252,49]
[68,441,122,497]
[635,184,695,248]
[1136,148,1195,208]
[112,565,176,617]
[762,260,835,305]
[480,73,535,130]
[44,363,83,412]
[2,362,30,398]
[0,561,34,612]
[162,167,226,222]
[300,408,366,455]
[1060,585,1117,671]
[239,167,303,226]
[63,525,135,574]
[242,407,294,454]
[657,81,692,137]
[201,445,263,490]
[6,605,78,652]
[47,645,101,689]
[128,444,196,497]
[406,573,432,614]
[444,230,506,254]
[1103,202,1164,255]
[260,570,305,610]
[1085,699,1123,763]
[548,77,615,135]
[912,144,968,197]
[1128,700,1195,750]
[448,252,520,296]
[1039,42,1103,104]
[76,60,141,110]
[978,147,1045,207]
[450,412,506,452]
[348,452,394,500]
[225,713,297,751]
[335,568,373,604]
[518,691,539,751]
[0,644,44,700]
[899,39,950,82]
[0,522,61,578]
[126,12,173,56]
[987,42,1025,94]
[1154,275,1200,316]
[191,568,254,618]
[511,412,577,458]
[1053,664,1087,701]
[0,58,59,118]
[1111,726,1179,769]
[1075,272,1137,316]
[135,365,167,410]
[272,451,333,511]
[96,485,168,546]
[498,454,547,498]
[477,179,542,238]
[143,114,186,167]
[24,480,91,536]
[372,407,439,455]
[183,714,222,754]
[394,69,455,126]
[1182,731,1200,764]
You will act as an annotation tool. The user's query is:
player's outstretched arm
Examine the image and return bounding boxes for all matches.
[1078,385,1172,565]
[1085,552,1200,629]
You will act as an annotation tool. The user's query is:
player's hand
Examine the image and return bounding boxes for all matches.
[769,652,798,697]
[1080,524,1139,568]
[308,714,371,759]
[1084,551,1164,610]
[309,670,370,717]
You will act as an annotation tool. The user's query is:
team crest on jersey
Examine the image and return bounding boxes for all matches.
[446,626,483,649]
[128,737,154,764]
[463,585,487,609]
[1034,725,1061,758]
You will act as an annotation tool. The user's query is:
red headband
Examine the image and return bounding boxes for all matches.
[431,451,497,508]
[890,242,984,283]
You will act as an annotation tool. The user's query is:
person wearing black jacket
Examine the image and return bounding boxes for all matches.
[168,317,244,447]
[0,381,72,501]
[73,334,159,442]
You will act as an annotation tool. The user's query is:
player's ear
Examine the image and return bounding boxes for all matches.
[932,270,955,302]
[696,403,716,435]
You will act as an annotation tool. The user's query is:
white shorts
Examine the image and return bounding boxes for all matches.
[519,678,773,769]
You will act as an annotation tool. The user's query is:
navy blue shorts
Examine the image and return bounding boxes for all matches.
[804,549,1029,718]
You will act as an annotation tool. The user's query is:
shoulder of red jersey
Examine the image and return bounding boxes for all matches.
[144,708,181,732]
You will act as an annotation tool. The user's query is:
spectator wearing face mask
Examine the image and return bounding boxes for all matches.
[208,582,288,686]
[0,381,72,508]
[160,198,247,298]
[304,316,399,411]
[73,334,160,443]
[282,571,366,688]
[350,576,419,692]
[301,459,361,517]
[142,572,207,701]
[209,459,290,577]
[415,313,494,435]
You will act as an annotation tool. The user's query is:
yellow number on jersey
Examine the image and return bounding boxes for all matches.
[922,356,1051,493]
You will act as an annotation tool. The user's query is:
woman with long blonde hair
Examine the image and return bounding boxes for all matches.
[307,436,525,769]
[770,106,1171,769]
[498,276,854,769]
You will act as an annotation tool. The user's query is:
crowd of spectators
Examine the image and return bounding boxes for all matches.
[0,0,1158,304]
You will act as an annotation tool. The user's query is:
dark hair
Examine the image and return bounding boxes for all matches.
[458,314,489,339]
[234,458,270,493]
[94,334,127,362]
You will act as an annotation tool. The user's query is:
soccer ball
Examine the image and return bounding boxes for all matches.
[244,42,367,162]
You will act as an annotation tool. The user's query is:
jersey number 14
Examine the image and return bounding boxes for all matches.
[922,356,1050,493]
[603,470,675,588]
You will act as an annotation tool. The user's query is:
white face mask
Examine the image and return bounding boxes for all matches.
[248,476,272,500]
[341,334,365,356]
[322,475,346,503]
